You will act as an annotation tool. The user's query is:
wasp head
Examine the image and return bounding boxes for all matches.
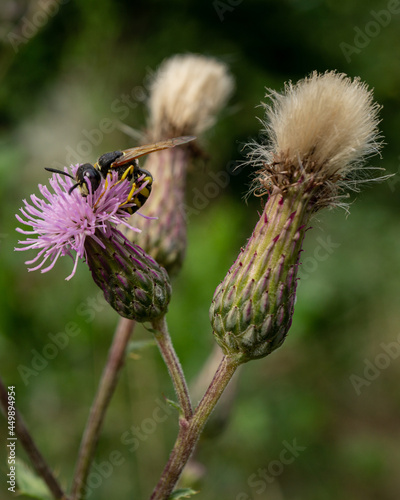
[73,163,102,196]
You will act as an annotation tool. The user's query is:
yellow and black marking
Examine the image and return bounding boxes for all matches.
[46,136,195,214]
[117,167,153,215]
[94,136,195,213]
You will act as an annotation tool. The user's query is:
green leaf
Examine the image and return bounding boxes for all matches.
[165,397,181,412]
[168,488,199,499]
[15,459,53,500]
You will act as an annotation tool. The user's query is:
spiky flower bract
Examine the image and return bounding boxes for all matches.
[210,185,311,363]
[124,54,234,277]
[85,229,171,321]
[211,71,383,363]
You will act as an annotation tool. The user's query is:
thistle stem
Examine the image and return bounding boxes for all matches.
[0,376,68,500]
[71,318,135,500]
[152,316,193,420]
[150,355,239,500]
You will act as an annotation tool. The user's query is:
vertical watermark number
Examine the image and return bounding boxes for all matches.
[6,386,17,493]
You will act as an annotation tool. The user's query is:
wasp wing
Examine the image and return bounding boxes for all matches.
[111,136,196,167]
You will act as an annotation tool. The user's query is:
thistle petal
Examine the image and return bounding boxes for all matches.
[15,166,139,279]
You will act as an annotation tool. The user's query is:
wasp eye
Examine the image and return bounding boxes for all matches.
[76,163,96,178]
[84,169,101,190]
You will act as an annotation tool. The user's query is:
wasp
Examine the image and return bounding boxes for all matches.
[45,135,195,214]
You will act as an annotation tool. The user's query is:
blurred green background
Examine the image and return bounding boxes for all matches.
[1,0,400,499]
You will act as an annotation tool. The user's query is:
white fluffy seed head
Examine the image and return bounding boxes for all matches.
[249,71,383,207]
[147,53,234,138]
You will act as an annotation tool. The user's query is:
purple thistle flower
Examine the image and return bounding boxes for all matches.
[15,166,142,280]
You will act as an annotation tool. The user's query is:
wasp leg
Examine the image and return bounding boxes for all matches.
[119,182,138,206]
[112,165,140,207]
[93,175,110,210]
[107,165,135,191]
[120,165,135,182]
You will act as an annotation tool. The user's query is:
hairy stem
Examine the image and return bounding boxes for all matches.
[0,377,68,500]
[71,318,135,500]
[150,355,239,500]
[152,316,193,420]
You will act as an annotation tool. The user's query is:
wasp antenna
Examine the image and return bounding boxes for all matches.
[68,182,81,195]
[45,167,75,180]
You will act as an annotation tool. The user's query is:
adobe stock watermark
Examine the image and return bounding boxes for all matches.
[235,439,306,500]
[340,0,400,63]
[297,235,341,281]
[80,450,126,499]
[6,0,69,53]
[213,0,244,22]
[50,68,156,169]
[17,290,108,385]
[350,333,400,395]
[120,397,175,453]
[82,397,175,498]
[181,160,243,221]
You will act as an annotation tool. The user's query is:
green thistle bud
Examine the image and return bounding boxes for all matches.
[210,186,313,363]
[85,229,171,322]
[210,71,383,364]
